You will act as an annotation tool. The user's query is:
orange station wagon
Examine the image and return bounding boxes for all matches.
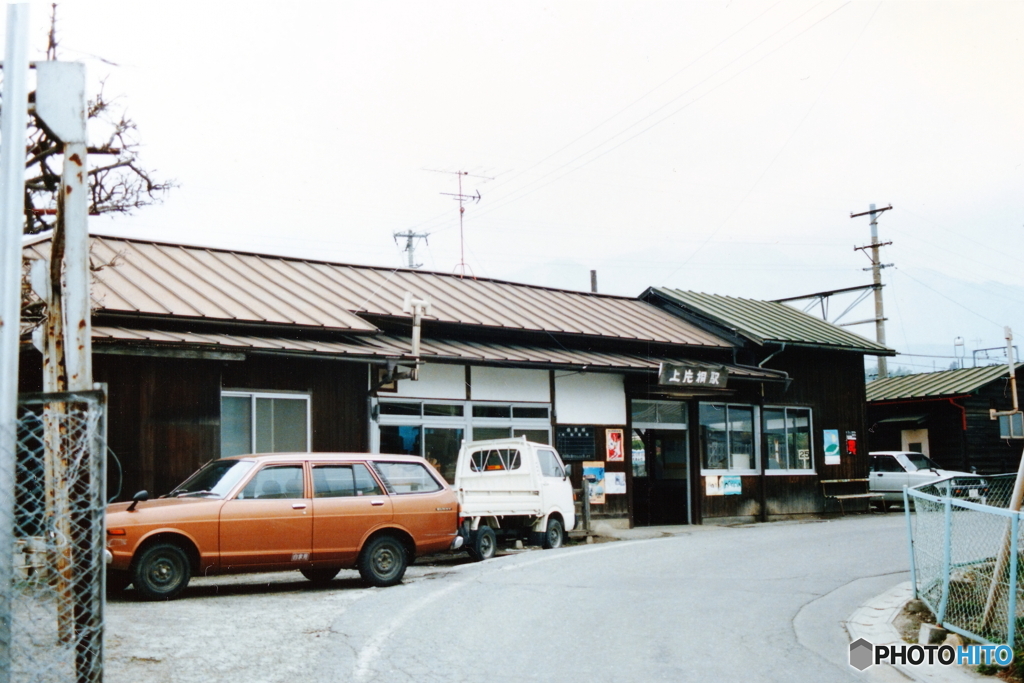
[105,453,462,599]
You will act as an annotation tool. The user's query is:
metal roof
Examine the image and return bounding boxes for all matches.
[648,288,894,355]
[25,236,379,332]
[26,236,731,347]
[91,326,780,379]
[866,365,1014,402]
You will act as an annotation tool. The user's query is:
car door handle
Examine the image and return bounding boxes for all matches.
[292,503,307,510]
[370,500,385,506]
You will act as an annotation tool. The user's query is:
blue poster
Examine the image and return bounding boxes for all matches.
[823,429,840,465]
[721,475,742,495]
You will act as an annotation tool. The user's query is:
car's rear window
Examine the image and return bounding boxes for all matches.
[469,448,521,472]
[313,464,382,497]
[371,461,443,494]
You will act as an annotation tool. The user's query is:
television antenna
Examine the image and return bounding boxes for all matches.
[427,168,493,278]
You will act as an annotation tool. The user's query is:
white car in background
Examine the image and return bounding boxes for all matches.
[868,451,984,507]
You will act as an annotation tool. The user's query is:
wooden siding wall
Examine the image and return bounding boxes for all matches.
[700,348,870,521]
[559,423,629,518]
[622,348,869,524]
[74,354,369,501]
[866,371,1024,475]
[866,401,966,470]
[761,349,870,517]
[95,355,221,502]
[222,356,368,456]
[965,380,1023,473]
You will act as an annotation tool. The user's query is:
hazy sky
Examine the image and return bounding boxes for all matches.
[8,1,1024,372]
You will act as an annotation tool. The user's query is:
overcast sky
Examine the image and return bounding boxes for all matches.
[8,1,1024,373]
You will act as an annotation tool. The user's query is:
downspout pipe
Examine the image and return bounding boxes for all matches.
[758,342,786,368]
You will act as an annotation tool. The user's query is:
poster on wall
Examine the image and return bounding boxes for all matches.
[606,471,627,495]
[705,476,723,496]
[606,428,624,461]
[846,431,858,456]
[707,475,743,496]
[823,429,840,465]
[583,461,606,504]
[721,475,742,495]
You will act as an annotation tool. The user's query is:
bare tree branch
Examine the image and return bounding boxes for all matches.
[13,6,176,235]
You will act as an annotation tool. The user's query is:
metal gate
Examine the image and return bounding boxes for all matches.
[3,390,106,682]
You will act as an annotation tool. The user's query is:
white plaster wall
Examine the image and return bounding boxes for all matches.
[470,367,550,402]
[391,363,466,400]
[554,372,626,424]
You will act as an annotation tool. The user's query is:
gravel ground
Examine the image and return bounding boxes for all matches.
[103,550,517,683]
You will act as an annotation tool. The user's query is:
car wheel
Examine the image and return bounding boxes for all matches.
[358,535,408,587]
[132,543,191,601]
[300,567,341,584]
[467,525,496,562]
[106,569,132,595]
[542,517,564,550]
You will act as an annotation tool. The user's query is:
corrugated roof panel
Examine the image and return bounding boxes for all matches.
[90,327,774,377]
[26,238,380,332]
[866,365,1013,401]
[28,236,731,345]
[653,288,893,354]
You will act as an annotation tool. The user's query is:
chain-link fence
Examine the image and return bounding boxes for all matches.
[907,473,1024,647]
[1,390,106,682]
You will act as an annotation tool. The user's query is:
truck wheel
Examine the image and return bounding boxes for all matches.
[468,525,496,562]
[542,517,564,550]
[132,542,191,600]
[358,535,408,587]
[300,567,341,584]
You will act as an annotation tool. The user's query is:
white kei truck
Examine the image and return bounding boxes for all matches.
[454,437,576,561]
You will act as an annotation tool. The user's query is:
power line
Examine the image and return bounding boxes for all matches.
[470,2,847,225]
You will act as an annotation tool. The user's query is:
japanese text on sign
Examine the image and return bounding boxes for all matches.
[657,362,729,389]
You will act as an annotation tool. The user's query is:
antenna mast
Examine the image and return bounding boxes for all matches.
[429,168,492,278]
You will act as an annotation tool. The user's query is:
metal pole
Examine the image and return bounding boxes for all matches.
[869,205,888,379]
[1007,513,1019,648]
[904,486,918,600]
[0,5,31,678]
[1006,327,1018,413]
[936,495,952,623]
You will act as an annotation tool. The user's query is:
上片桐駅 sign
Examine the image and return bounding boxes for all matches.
[658,362,728,389]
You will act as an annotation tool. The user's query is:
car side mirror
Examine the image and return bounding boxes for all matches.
[126,490,149,512]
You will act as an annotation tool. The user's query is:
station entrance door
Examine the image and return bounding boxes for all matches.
[631,400,690,526]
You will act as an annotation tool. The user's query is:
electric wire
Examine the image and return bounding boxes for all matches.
[467,1,845,227]
[659,0,873,285]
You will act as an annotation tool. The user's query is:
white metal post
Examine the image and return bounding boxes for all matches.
[34,61,90,391]
[0,4,31,676]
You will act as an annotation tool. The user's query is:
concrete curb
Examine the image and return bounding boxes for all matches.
[847,582,987,682]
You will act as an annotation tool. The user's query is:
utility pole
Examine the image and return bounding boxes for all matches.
[852,203,893,378]
[393,230,429,269]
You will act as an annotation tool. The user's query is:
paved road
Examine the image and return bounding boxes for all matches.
[106,514,910,683]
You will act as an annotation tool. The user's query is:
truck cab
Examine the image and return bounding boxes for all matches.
[454,437,575,559]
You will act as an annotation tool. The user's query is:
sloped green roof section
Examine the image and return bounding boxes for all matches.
[650,288,893,355]
[866,365,1013,401]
